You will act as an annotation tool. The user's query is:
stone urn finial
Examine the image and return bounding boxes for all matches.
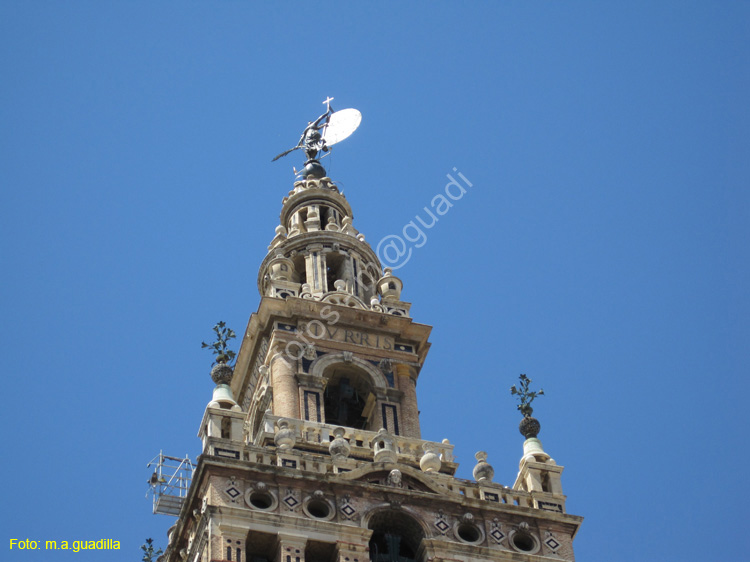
[419,443,442,474]
[472,451,494,482]
[510,374,544,438]
[274,419,296,450]
[328,427,351,465]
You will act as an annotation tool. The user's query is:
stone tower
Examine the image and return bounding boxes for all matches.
[160,171,582,562]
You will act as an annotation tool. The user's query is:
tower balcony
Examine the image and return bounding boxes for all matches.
[253,412,457,474]
[198,408,569,514]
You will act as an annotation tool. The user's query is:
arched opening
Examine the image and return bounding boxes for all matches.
[292,254,307,286]
[305,540,336,562]
[356,263,379,302]
[244,530,276,562]
[323,365,375,430]
[319,205,339,230]
[325,252,347,293]
[367,510,424,562]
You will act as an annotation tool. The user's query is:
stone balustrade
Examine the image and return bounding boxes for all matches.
[200,408,566,513]
[253,412,455,466]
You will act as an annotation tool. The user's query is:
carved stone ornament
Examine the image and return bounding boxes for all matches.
[387,469,402,487]
[419,443,442,474]
[300,283,314,299]
[274,419,296,450]
[328,427,351,465]
[304,344,317,360]
[472,451,494,482]
[378,358,393,374]
[373,429,398,463]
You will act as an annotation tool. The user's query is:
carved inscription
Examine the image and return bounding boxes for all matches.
[299,322,394,350]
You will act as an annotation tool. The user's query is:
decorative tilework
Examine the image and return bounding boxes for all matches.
[341,504,356,517]
[544,531,561,552]
[538,501,563,513]
[224,477,242,504]
[434,511,450,535]
[283,493,299,509]
[489,519,506,545]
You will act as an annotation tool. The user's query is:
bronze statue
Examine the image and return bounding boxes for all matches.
[272,97,335,165]
[271,98,362,179]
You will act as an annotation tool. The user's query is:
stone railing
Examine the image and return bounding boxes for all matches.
[253,412,455,467]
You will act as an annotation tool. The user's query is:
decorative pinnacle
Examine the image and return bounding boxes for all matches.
[201,321,236,365]
[510,374,544,418]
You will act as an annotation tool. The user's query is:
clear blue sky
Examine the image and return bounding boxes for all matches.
[1,2,748,561]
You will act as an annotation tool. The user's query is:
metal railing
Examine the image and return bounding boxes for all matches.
[146,451,195,516]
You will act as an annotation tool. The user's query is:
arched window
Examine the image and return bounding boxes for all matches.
[292,254,307,286]
[323,366,375,429]
[367,510,425,562]
[325,252,347,293]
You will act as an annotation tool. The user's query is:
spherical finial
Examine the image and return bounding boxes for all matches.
[301,160,326,179]
[210,362,233,385]
[519,416,541,438]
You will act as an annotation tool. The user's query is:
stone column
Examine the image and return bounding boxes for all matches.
[271,350,300,419]
[306,244,326,295]
[334,541,368,562]
[299,382,324,423]
[275,534,307,562]
[371,391,386,431]
[396,364,421,438]
[219,534,246,562]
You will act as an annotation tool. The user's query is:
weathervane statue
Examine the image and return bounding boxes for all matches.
[272,97,362,179]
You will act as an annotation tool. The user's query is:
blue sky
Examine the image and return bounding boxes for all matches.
[1,2,748,561]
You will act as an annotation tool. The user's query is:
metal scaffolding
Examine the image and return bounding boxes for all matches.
[146,451,195,516]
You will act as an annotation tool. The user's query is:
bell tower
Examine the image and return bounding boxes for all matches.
[246,175,422,444]
[158,105,582,562]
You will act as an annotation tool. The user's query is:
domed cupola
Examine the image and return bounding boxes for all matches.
[258,176,409,315]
